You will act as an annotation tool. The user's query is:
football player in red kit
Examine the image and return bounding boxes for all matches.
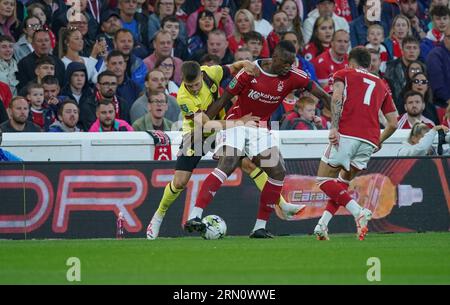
[314,46,398,241]
[184,40,331,238]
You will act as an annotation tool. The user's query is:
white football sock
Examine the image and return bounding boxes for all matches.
[318,211,333,227]
[345,200,362,218]
[252,219,267,232]
[189,207,204,220]
[153,212,164,222]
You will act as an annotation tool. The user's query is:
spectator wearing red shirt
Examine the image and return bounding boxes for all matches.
[311,29,349,88]
[227,9,269,57]
[281,96,324,130]
[302,15,334,61]
[397,90,435,129]
[266,10,290,55]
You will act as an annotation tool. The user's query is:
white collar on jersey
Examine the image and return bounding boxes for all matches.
[255,59,279,78]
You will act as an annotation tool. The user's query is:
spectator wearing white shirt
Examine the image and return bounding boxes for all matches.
[302,0,349,45]
[397,123,449,156]
[241,0,273,38]
[59,28,105,85]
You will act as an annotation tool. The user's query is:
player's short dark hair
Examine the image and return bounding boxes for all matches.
[243,31,263,43]
[199,54,221,66]
[41,75,59,86]
[114,28,134,42]
[57,99,79,116]
[181,61,201,82]
[403,90,424,104]
[26,82,44,95]
[402,36,420,48]
[272,10,288,22]
[32,28,50,42]
[274,40,296,54]
[97,70,118,83]
[281,30,304,47]
[107,50,125,62]
[35,55,55,68]
[430,5,450,18]
[9,96,28,109]
[96,99,114,109]
[161,15,180,28]
[349,46,371,69]
[0,35,14,44]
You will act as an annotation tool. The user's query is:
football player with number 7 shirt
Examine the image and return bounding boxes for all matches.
[314,47,398,241]
[184,41,332,238]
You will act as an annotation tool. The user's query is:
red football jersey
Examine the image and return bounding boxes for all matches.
[397,113,435,129]
[226,61,313,122]
[31,108,45,129]
[302,43,330,62]
[333,68,397,146]
[311,49,349,87]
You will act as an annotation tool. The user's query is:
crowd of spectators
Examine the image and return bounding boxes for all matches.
[0,0,449,137]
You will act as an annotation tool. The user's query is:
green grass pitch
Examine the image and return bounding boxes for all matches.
[1,232,449,284]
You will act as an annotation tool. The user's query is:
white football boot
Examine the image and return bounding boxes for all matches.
[355,208,372,240]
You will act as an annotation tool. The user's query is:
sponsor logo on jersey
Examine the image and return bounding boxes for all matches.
[247,89,281,103]
[229,78,237,89]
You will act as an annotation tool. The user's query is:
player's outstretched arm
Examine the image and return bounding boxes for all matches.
[227,60,260,76]
[309,82,332,109]
[379,111,398,147]
[205,89,235,120]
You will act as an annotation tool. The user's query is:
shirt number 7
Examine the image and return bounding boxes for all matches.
[363,78,376,106]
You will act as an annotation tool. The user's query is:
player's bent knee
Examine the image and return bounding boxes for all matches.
[240,158,256,174]
[172,172,191,189]
[218,156,241,176]
[264,164,286,181]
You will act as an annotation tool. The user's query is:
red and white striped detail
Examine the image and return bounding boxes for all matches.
[212,168,228,183]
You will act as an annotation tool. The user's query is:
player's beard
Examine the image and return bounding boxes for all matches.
[408,108,422,117]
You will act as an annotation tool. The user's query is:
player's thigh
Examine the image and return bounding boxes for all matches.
[349,142,376,171]
[320,137,361,172]
[247,127,279,160]
[317,160,341,178]
[175,155,202,172]
[215,126,246,157]
[340,165,361,181]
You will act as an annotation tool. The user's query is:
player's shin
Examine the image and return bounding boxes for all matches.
[156,181,184,218]
[253,178,283,231]
[319,179,361,217]
[190,168,228,219]
[319,200,339,225]
[250,167,299,213]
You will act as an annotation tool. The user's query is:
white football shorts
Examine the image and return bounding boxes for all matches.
[321,136,376,171]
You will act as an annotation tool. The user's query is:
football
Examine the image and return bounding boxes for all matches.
[201,215,227,240]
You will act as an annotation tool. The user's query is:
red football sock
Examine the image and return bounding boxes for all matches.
[195,168,227,209]
[257,178,283,221]
[319,179,352,207]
